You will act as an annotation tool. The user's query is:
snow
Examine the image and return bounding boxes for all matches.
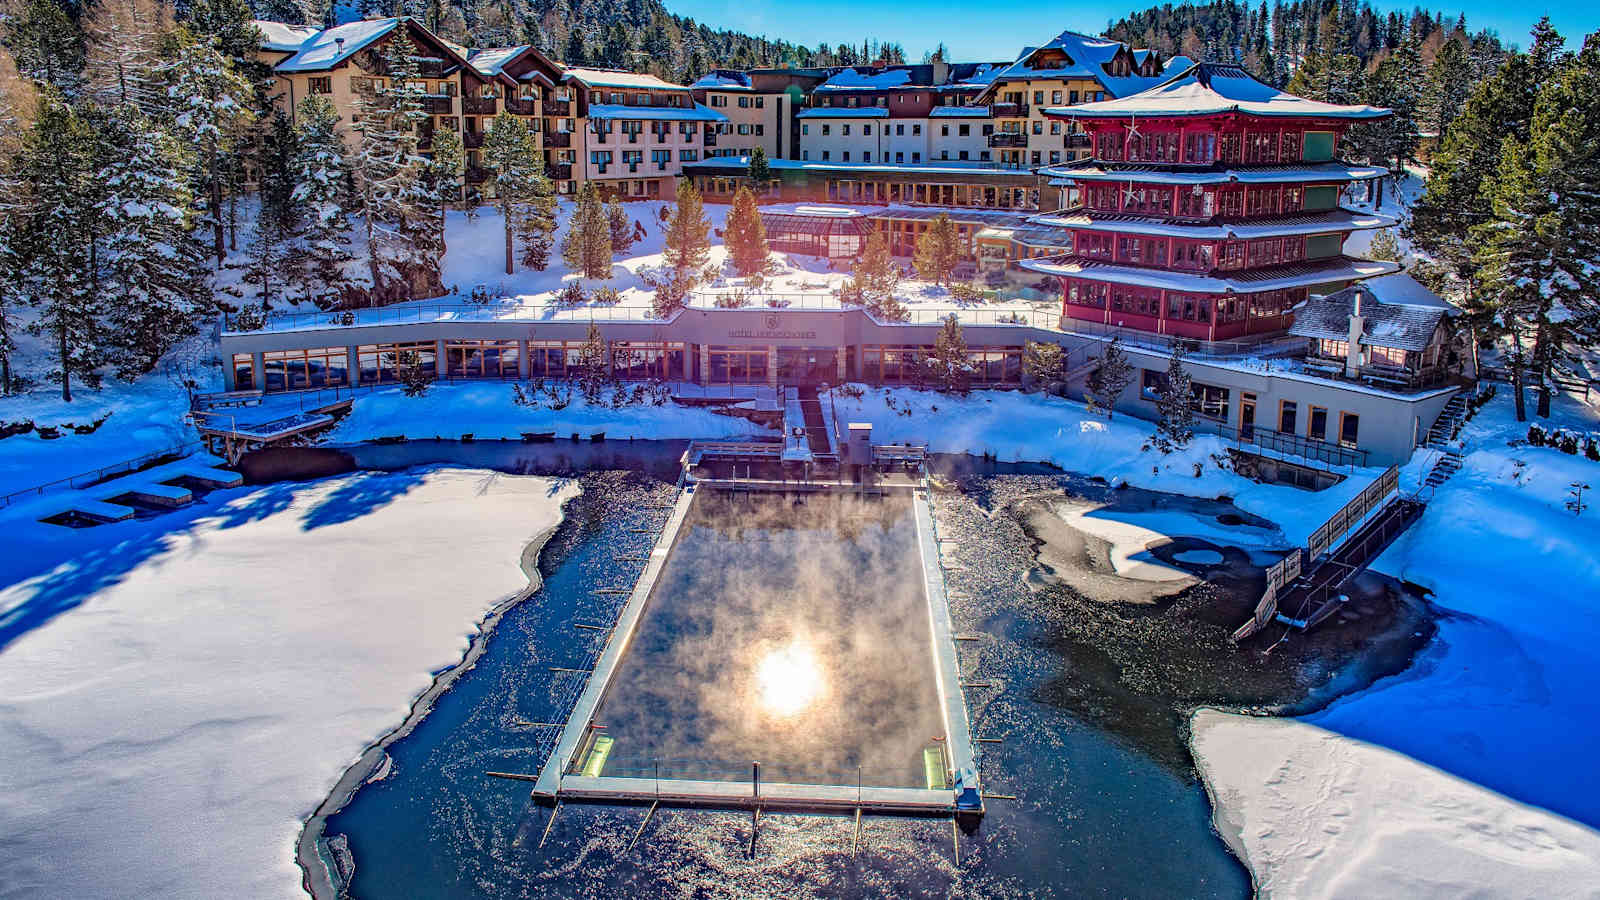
[0,468,577,899]
[562,67,685,91]
[1191,390,1600,895]
[466,45,530,77]
[326,382,771,442]
[273,18,402,73]
[828,385,1380,546]
[1192,710,1600,900]
[1042,161,1389,187]
[794,107,890,119]
[1020,254,1401,293]
[1029,208,1395,241]
[1052,497,1288,582]
[816,67,914,90]
[1047,62,1389,120]
[585,103,727,123]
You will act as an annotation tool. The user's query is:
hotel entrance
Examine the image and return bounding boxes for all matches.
[776,347,836,385]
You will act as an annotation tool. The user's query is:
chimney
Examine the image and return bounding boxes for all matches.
[334,37,346,55]
[932,60,950,85]
[1345,288,1367,378]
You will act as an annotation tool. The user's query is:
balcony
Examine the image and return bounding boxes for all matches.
[546,163,572,181]
[421,96,453,115]
[1065,133,1092,149]
[989,102,1028,118]
[504,96,537,115]
[462,96,497,115]
[988,132,1027,148]
[544,131,571,148]
[463,131,484,149]
[545,100,571,116]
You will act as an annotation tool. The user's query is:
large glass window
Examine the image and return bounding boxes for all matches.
[263,347,348,391]
[612,341,686,380]
[706,345,769,383]
[232,353,256,390]
[357,342,433,385]
[444,340,521,377]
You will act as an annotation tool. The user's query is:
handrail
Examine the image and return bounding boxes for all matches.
[0,440,204,508]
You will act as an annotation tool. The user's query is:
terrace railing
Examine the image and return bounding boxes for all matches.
[1210,422,1369,470]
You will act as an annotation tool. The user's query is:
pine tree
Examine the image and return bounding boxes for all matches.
[1423,37,1472,139]
[482,113,541,274]
[289,95,354,305]
[1151,343,1195,452]
[746,145,773,188]
[724,184,767,277]
[1367,228,1402,262]
[846,227,903,321]
[1022,340,1065,391]
[428,127,463,230]
[519,165,558,271]
[913,213,961,287]
[561,181,611,279]
[12,95,101,400]
[5,0,85,91]
[606,196,635,255]
[97,108,214,378]
[925,313,970,393]
[1086,338,1134,418]
[349,27,441,298]
[663,176,711,280]
[162,27,255,264]
[575,321,611,402]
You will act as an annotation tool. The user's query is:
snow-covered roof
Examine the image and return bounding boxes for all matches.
[987,30,1172,98]
[952,62,1007,88]
[1041,161,1388,186]
[760,203,875,218]
[682,157,1031,178]
[564,67,686,91]
[252,19,320,53]
[796,107,890,119]
[689,71,754,91]
[1019,254,1401,293]
[585,103,726,123]
[1290,274,1455,351]
[929,106,992,118]
[815,67,915,91]
[1042,62,1390,120]
[273,18,404,73]
[467,46,528,77]
[1027,207,1396,240]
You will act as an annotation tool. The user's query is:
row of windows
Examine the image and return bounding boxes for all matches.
[1064,280,1307,323]
[706,95,766,108]
[714,123,766,135]
[825,179,1037,210]
[1081,182,1309,219]
[1095,128,1331,165]
[1072,232,1311,272]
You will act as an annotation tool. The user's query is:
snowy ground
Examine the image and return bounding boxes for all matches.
[0,468,576,899]
[1192,388,1600,897]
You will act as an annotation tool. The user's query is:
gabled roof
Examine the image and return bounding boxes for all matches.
[467,46,528,77]
[1043,62,1390,120]
[690,70,754,91]
[252,20,320,53]
[986,30,1172,98]
[564,67,687,91]
[1290,274,1455,351]
[272,18,404,73]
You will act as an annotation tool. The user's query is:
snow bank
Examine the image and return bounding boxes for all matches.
[831,385,1377,545]
[0,378,195,497]
[1052,498,1288,582]
[325,382,772,442]
[1192,709,1600,900]
[0,468,577,899]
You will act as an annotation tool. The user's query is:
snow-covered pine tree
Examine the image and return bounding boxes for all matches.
[848,227,904,321]
[481,113,541,274]
[912,212,960,286]
[519,162,557,271]
[0,46,37,392]
[1367,228,1402,263]
[561,181,611,279]
[1151,343,1195,452]
[427,127,464,231]
[663,176,710,281]
[1086,337,1134,419]
[12,95,102,400]
[350,27,442,299]
[289,95,354,305]
[6,0,84,92]
[724,184,767,277]
[1021,339,1065,392]
[162,27,255,264]
[606,197,636,255]
[83,0,172,114]
[575,320,611,402]
[925,313,970,394]
[97,108,214,379]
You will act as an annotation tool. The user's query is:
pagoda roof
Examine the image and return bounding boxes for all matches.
[1027,207,1397,240]
[1041,160,1388,186]
[1019,254,1400,292]
[1040,62,1390,121]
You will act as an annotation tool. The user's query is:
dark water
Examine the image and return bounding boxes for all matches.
[313,440,1322,899]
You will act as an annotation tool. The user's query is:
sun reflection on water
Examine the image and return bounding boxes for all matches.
[754,640,825,717]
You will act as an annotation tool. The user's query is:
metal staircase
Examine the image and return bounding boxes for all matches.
[1423,393,1469,449]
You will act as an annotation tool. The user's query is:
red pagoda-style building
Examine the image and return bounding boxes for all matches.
[1021,63,1400,343]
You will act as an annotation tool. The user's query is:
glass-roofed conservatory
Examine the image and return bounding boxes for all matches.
[757,203,878,259]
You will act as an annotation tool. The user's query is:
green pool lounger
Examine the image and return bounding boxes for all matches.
[582,735,614,777]
[923,747,949,790]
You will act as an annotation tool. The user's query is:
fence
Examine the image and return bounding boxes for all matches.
[1211,422,1369,470]
[1233,549,1304,642]
[0,440,203,509]
[1306,464,1399,560]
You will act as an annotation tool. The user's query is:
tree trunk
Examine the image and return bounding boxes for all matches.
[209,141,225,263]
[1374,175,1383,210]
[1509,321,1528,422]
[58,324,71,402]
[504,204,514,274]
[1534,319,1553,418]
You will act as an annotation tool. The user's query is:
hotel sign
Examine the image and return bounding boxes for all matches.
[727,313,816,341]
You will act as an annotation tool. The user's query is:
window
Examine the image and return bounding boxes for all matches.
[262,347,349,391]
[895,152,903,163]
[1369,345,1407,368]
[842,124,851,135]
[1308,406,1328,441]
[444,340,522,378]
[1050,121,1061,135]
[309,76,332,94]
[1338,412,1360,448]
[651,149,670,170]
[862,152,870,162]
[911,152,920,162]
[1031,120,1043,134]
[912,124,921,135]
[802,150,809,160]
[862,124,871,135]
[959,124,970,136]
[942,125,950,137]
[821,124,831,135]
[842,151,850,162]
[231,353,255,390]
[737,96,749,108]
[590,150,612,173]
[1279,401,1297,435]
[1049,151,1061,163]
[755,96,764,108]
[822,150,830,161]
[802,123,809,135]
[1069,90,1079,103]
[1032,91,1043,104]
[680,149,698,161]
[1051,90,1063,103]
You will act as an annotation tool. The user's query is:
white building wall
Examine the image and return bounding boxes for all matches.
[798,116,888,163]
[928,117,994,164]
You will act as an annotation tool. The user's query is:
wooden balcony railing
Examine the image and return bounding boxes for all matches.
[462,96,497,115]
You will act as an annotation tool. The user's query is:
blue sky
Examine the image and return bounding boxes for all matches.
[670,0,1598,62]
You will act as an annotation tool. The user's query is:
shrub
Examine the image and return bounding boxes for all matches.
[950,282,986,303]
[555,282,587,307]
[593,285,622,306]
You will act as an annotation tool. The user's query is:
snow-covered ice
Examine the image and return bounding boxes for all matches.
[0,468,576,899]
